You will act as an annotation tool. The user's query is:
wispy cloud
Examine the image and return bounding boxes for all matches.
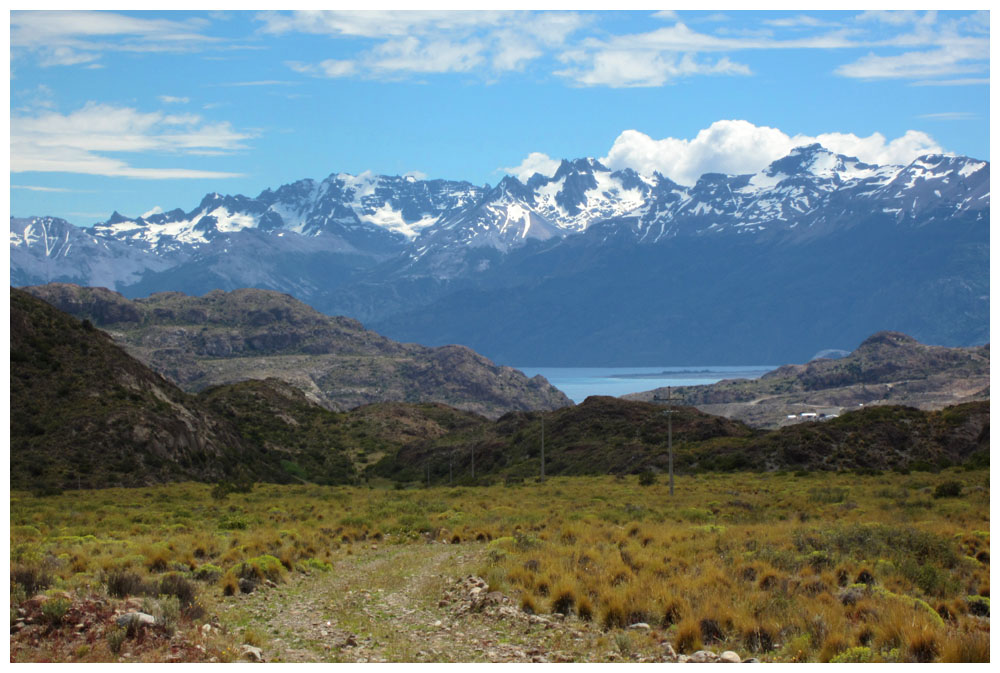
[910,77,989,87]
[222,80,298,87]
[11,103,253,179]
[557,10,987,87]
[557,48,749,88]
[11,184,82,193]
[835,45,987,80]
[11,10,220,68]
[916,112,978,120]
[158,95,191,104]
[260,10,587,80]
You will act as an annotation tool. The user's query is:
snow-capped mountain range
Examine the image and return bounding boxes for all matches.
[10,144,989,366]
[13,145,989,268]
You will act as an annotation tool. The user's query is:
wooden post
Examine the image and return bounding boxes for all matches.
[540,416,545,479]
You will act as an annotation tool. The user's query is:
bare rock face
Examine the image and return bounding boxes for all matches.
[23,284,572,419]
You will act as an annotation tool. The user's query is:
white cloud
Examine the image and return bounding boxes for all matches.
[502,152,563,181]
[764,15,829,28]
[526,120,947,186]
[11,184,79,193]
[263,10,586,80]
[911,78,989,86]
[915,112,977,120]
[11,102,253,179]
[11,10,218,68]
[558,49,750,87]
[553,11,986,87]
[835,45,987,80]
[856,10,924,26]
[369,37,484,74]
[258,10,510,39]
[287,59,357,78]
[158,95,190,104]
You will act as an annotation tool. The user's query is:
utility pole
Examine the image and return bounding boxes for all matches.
[540,416,545,480]
[471,446,475,480]
[449,451,454,485]
[653,387,676,496]
[426,461,431,487]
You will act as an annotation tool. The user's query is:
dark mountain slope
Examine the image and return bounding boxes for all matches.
[197,378,488,483]
[369,216,987,365]
[10,288,257,490]
[10,289,494,490]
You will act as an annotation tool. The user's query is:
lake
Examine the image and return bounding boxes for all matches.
[516,365,776,403]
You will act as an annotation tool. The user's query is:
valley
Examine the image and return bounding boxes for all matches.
[10,285,990,663]
[9,8,990,666]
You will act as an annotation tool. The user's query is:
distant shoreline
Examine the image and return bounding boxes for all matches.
[605,369,724,379]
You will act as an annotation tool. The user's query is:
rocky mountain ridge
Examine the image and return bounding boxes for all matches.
[23,283,571,419]
[11,146,988,280]
[625,331,989,427]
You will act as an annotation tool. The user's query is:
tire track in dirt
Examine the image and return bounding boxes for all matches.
[214,542,629,663]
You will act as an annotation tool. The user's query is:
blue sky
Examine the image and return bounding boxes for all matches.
[9,8,991,226]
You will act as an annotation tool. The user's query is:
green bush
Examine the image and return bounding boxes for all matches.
[830,646,874,663]
[41,597,71,626]
[638,470,657,486]
[932,481,962,499]
[193,564,223,582]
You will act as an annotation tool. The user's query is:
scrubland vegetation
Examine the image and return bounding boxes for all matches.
[10,468,989,662]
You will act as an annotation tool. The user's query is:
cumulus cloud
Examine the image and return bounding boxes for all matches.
[11,102,253,179]
[505,120,944,186]
[502,152,564,181]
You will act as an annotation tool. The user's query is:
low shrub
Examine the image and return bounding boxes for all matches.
[10,564,52,595]
[41,597,70,626]
[932,481,962,499]
[830,646,874,663]
[104,569,155,599]
[193,564,223,582]
[159,573,197,608]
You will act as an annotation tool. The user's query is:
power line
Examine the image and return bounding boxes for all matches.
[653,387,676,496]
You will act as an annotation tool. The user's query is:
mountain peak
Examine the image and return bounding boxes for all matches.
[857,331,921,350]
[553,157,609,180]
[107,211,131,225]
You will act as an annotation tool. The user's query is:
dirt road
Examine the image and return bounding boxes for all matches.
[214,542,629,663]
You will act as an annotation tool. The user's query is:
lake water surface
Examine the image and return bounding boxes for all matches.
[516,365,776,403]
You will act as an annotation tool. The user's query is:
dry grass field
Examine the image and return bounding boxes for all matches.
[10,468,990,662]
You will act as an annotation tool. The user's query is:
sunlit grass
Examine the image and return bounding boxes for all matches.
[10,468,989,662]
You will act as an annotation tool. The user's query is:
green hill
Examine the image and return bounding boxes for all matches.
[373,396,989,483]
